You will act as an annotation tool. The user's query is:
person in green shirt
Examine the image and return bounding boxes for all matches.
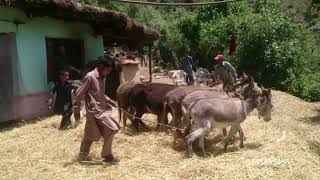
[213,54,238,91]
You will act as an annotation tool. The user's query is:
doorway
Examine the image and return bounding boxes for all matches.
[45,38,85,82]
[0,33,17,122]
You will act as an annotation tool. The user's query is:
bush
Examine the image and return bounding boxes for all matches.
[83,0,320,102]
[289,74,320,102]
[199,1,318,95]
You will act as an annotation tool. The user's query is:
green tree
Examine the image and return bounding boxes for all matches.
[80,0,320,101]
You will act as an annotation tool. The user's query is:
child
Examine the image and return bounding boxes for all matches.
[48,70,74,130]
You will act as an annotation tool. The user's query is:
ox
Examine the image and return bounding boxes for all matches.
[116,81,137,129]
[117,82,176,131]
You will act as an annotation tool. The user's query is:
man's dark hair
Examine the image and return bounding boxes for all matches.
[59,69,68,76]
[84,57,115,73]
[96,56,114,68]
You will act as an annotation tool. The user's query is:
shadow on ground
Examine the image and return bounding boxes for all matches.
[308,140,320,157]
[300,108,320,125]
[167,133,262,158]
[63,156,118,167]
[0,117,47,133]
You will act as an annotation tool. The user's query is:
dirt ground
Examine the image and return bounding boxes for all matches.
[0,69,320,180]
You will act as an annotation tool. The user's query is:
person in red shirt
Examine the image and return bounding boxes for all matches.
[229,35,237,55]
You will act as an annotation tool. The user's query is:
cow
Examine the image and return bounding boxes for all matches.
[183,77,273,157]
[118,82,177,132]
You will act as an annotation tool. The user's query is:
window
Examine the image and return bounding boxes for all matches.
[46,38,85,82]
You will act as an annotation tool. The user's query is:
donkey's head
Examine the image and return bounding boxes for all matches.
[253,84,273,122]
[235,74,255,99]
[237,75,273,122]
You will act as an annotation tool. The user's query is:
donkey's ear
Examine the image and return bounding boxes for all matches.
[267,88,271,94]
[258,83,266,90]
[251,75,255,82]
[242,72,248,78]
[248,75,255,85]
[262,88,271,96]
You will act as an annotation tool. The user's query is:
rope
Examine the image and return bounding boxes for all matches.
[111,0,240,6]
[115,105,184,132]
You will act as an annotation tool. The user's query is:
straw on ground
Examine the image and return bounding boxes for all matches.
[0,90,320,180]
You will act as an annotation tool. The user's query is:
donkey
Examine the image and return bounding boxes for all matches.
[161,85,223,128]
[161,74,250,132]
[180,74,252,136]
[183,78,273,157]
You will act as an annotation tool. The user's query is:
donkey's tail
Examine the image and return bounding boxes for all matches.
[161,100,169,126]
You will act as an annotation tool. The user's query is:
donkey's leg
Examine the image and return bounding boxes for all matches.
[132,108,147,132]
[122,107,129,132]
[198,133,206,156]
[171,113,184,140]
[173,113,185,138]
[186,127,206,158]
[181,106,192,136]
[184,119,192,137]
[156,114,167,132]
[223,126,238,152]
[198,122,210,156]
[222,128,227,136]
[238,125,244,148]
[170,110,182,127]
[123,107,135,132]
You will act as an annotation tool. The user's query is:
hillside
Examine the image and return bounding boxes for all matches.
[282,0,310,22]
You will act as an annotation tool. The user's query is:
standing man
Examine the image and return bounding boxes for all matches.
[182,50,194,85]
[73,57,120,163]
[54,45,81,81]
[153,49,161,66]
[213,53,238,91]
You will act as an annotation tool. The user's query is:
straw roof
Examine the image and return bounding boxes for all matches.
[0,0,160,47]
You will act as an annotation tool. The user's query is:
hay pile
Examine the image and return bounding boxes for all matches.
[0,91,320,179]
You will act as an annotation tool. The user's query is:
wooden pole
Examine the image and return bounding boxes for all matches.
[148,45,152,82]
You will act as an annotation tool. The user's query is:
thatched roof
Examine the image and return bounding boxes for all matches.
[0,0,160,47]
